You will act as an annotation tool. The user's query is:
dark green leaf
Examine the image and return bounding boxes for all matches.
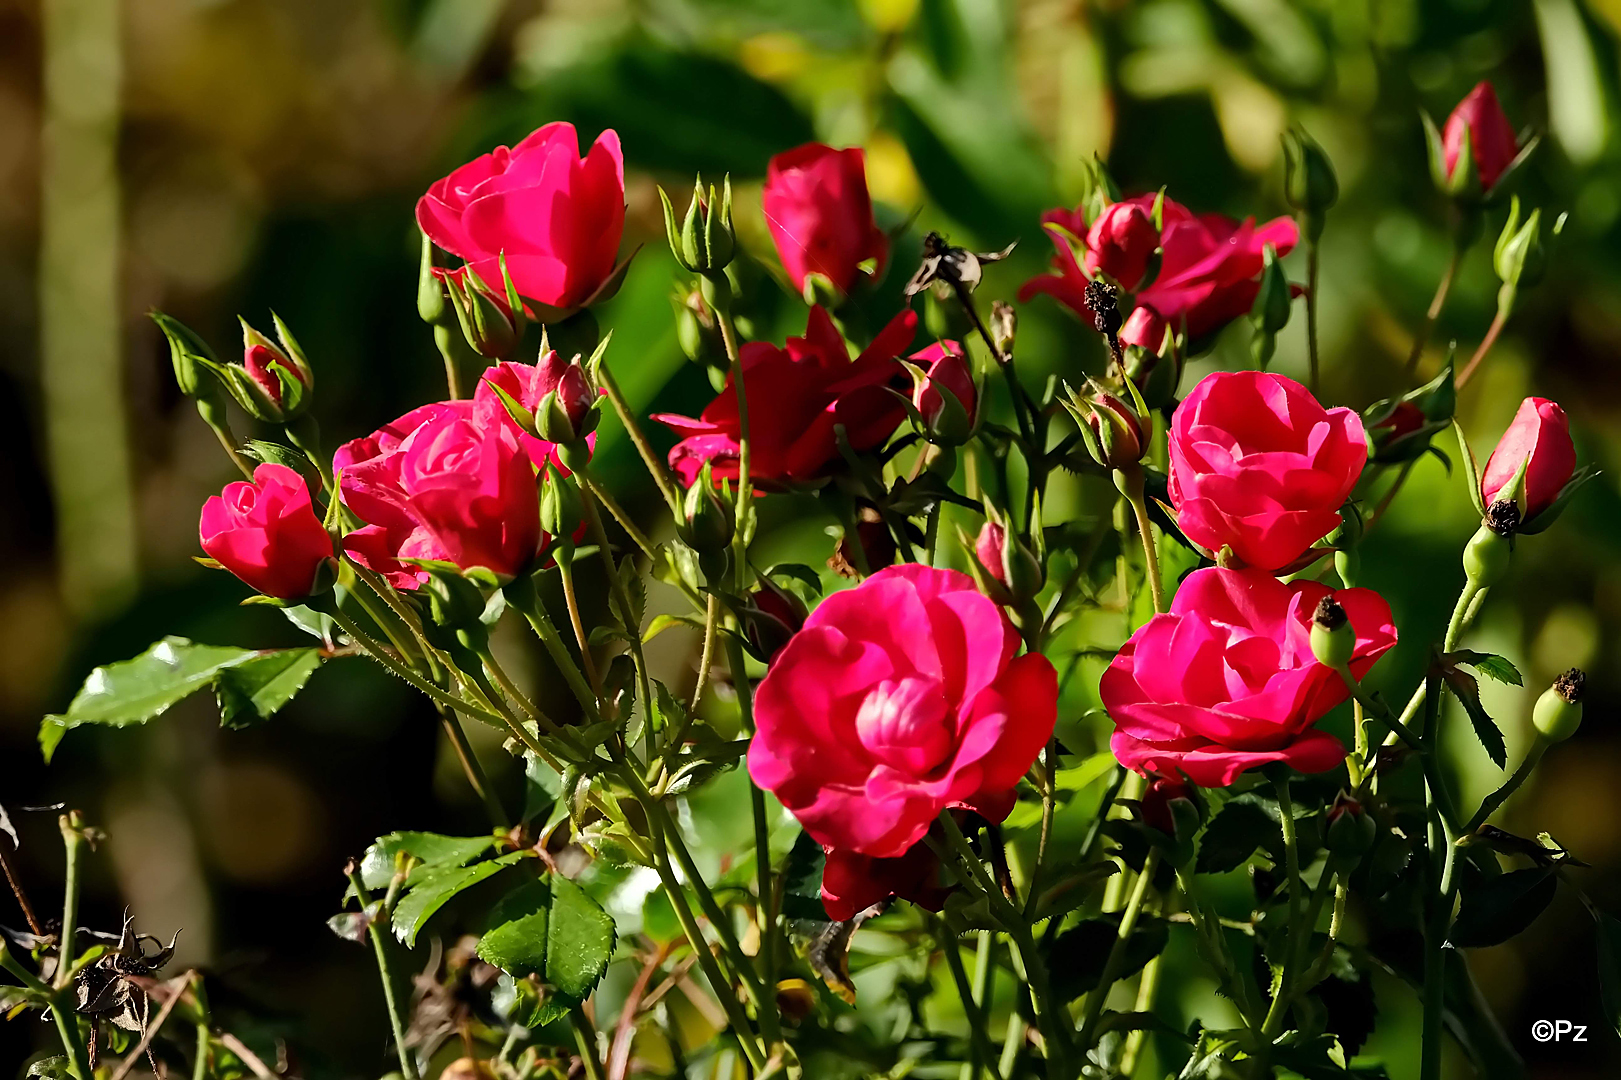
[1449,868,1557,948]
[523,755,563,826]
[1048,915,1169,1002]
[214,648,323,728]
[1196,798,1274,875]
[1443,668,1507,768]
[241,439,317,480]
[545,875,616,1000]
[477,878,552,977]
[360,831,498,890]
[1594,909,1621,1038]
[40,637,259,761]
[392,852,524,946]
[781,829,831,924]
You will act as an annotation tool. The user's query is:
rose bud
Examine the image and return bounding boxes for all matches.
[199,463,334,599]
[907,341,975,445]
[1364,364,1455,465]
[661,176,736,279]
[763,143,888,302]
[417,122,626,316]
[1533,668,1586,743]
[474,351,601,473]
[973,518,1042,606]
[740,578,808,664]
[1281,126,1339,241]
[819,839,952,922]
[534,359,598,450]
[1065,382,1147,471]
[1168,371,1366,572]
[1438,81,1522,196]
[1325,796,1377,861]
[439,264,522,360]
[1140,776,1195,836]
[1481,397,1577,524]
[1084,200,1160,291]
[241,319,311,414]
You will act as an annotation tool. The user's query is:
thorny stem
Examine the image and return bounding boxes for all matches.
[556,554,604,698]
[1022,740,1059,922]
[571,1007,605,1080]
[345,864,419,1080]
[1262,778,1303,1037]
[579,475,657,759]
[933,915,995,1080]
[596,358,683,515]
[510,586,602,724]
[208,420,255,481]
[713,305,754,591]
[1466,736,1549,833]
[1119,468,1166,614]
[0,836,43,936]
[1078,848,1160,1049]
[436,704,508,827]
[725,633,778,1034]
[689,592,720,715]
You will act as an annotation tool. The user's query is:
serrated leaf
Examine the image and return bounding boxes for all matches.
[280,604,336,644]
[1450,650,1524,687]
[40,637,260,761]
[360,831,498,890]
[1449,868,1557,948]
[1048,915,1170,1001]
[214,648,324,728]
[477,878,552,977]
[1196,798,1274,875]
[241,439,316,480]
[1443,668,1507,768]
[392,852,524,946]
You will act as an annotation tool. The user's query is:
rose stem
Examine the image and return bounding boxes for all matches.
[344,863,420,1080]
[1078,848,1161,1049]
[1405,243,1461,376]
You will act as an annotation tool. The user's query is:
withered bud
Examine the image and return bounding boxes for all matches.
[1554,667,1587,704]
[1313,596,1348,632]
[1083,279,1123,339]
[1485,498,1522,537]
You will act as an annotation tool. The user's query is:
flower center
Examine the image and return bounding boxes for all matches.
[854,676,954,776]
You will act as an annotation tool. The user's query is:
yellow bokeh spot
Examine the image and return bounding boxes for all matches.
[739,32,811,83]
[865,131,921,210]
[861,0,921,34]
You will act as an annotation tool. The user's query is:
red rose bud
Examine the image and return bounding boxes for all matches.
[908,341,974,444]
[763,142,888,300]
[1325,795,1376,860]
[439,265,522,360]
[1481,397,1576,521]
[1084,200,1160,291]
[210,316,315,423]
[741,578,808,664]
[534,357,598,448]
[200,463,333,599]
[975,521,1007,587]
[242,342,305,408]
[973,518,1042,605]
[1140,777,1194,836]
[417,122,625,313]
[819,839,952,922]
[1065,383,1147,470]
[1441,81,1520,194]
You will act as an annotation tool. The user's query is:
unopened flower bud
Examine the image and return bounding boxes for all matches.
[441,265,522,360]
[539,469,583,540]
[680,467,734,555]
[1281,127,1339,241]
[1325,796,1377,861]
[661,177,736,277]
[1140,776,1195,836]
[741,578,807,664]
[534,360,597,447]
[1066,382,1147,470]
[1249,244,1292,368]
[153,311,230,423]
[1310,595,1355,670]
[908,342,975,445]
[1532,668,1586,743]
[973,520,1042,606]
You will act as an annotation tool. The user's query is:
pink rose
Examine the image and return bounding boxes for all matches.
[1169,371,1367,571]
[1443,82,1519,192]
[910,340,973,438]
[1084,200,1160,290]
[416,122,624,312]
[749,564,1057,858]
[1482,397,1576,519]
[1021,194,1298,349]
[473,352,596,471]
[820,841,950,922]
[1102,566,1397,787]
[200,463,332,599]
[654,307,917,489]
[336,403,541,588]
[974,522,1007,588]
[763,143,888,297]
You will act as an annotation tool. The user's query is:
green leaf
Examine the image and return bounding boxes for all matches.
[392,852,524,946]
[280,604,336,644]
[1443,668,1508,769]
[545,875,617,1000]
[360,831,498,890]
[1048,915,1169,1002]
[780,829,831,924]
[1595,909,1621,1039]
[477,878,552,977]
[240,439,317,481]
[40,637,259,761]
[1195,798,1274,875]
[214,648,323,728]
[1450,868,1557,948]
[1450,650,1524,687]
[523,754,563,826]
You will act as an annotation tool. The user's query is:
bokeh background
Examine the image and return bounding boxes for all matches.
[3,0,1621,1076]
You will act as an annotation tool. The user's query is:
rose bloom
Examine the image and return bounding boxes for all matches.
[1481,396,1576,519]
[1443,81,1519,191]
[654,306,917,488]
[1169,370,1367,572]
[416,122,624,312]
[821,841,950,922]
[1102,566,1397,786]
[200,463,332,599]
[473,353,595,471]
[763,143,888,296]
[336,403,541,588]
[1021,194,1298,350]
[749,564,1057,858]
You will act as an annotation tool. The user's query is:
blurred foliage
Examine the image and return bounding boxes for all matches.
[5,0,1621,1076]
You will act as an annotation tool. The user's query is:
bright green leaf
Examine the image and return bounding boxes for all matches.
[546,875,617,1000]
[215,648,324,728]
[392,852,524,946]
[360,831,498,890]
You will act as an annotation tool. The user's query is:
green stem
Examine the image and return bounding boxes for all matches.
[595,358,683,515]
[571,1007,605,1080]
[56,812,83,990]
[726,633,778,1038]
[555,553,603,697]
[1406,244,1461,375]
[1022,740,1059,922]
[578,475,656,758]
[209,420,255,481]
[934,916,995,1080]
[1465,736,1548,833]
[1455,304,1508,390]
[1334,663,1421,749]
[1119,952,1163,1077]
[509,585,601,723]
[1118,468,1165,614]
[688,592,720,716]
[437,705,508,827]
[1445,582,1480,652]
[1261,778,1303,1037]
[326,609,507,729]
[1305,238,1322,392]
[1078,848,1160,1048]
[344,866,419,1080]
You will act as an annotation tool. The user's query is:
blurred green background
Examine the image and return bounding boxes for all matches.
[4,0,1621,1076]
